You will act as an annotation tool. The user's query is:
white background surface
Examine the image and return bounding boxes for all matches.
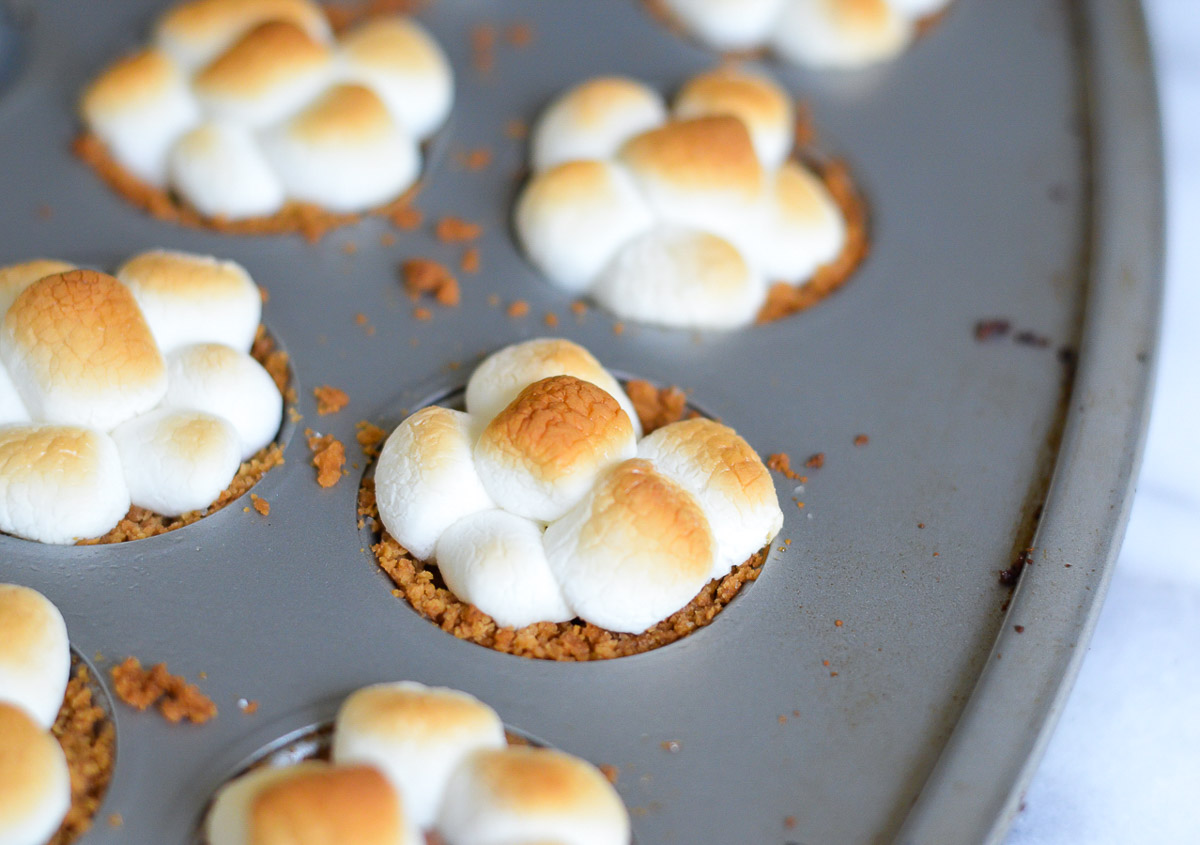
[1005,1,1200,842]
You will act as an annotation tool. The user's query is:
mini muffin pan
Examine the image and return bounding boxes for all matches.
[0,1,1161,843]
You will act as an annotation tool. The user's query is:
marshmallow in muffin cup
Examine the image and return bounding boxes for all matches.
[515,159,655,293]
[435,510,574,628]
[374,407,494,561]
[760,161,846,281]
[0,271,166,431]
[192,21,334,129]
[0,425,131,545]
[111,409,242,516]
[338,17,454,138]
[544,459,715,633]
[0,261,75,319]
[161,343,282,460]
[207,761,419,845]
[0,584,70,729]
[672,67,795,170]
[260,84,420,213]
[332,681,505,829]
[638,418,783,579]
[531,77,668,172]
[770,0,913,69]
[154,0,332,71]
[79,49,201,186]
[117,250,263,355]
[658,0,785,51]
[592,226,767,330]
[436,746,631,845]
[0,703,70,845]
[473,376,637,523]
[167,123,288,220]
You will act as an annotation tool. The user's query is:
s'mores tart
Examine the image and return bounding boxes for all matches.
[0,251,287,545]
[77,0,452,238]
[516,68,866,329]
[206,681,628,845]
[363,338,783,660]
[653,0,953,68]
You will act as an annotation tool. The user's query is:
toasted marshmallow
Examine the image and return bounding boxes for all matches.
[638,418,782,578]
[544,459,714,632]
[0,261,75,319]
[117,250,263,354]
[659,0,785,50]
[464,338,641,438]
[0,271,166,431]
[531,77,667,172]
[111,409,242,516]
[673,68,795,169]
[474,376,637,523]
[374,407,494,560]
[155,0,331,70]
[760,161,846,281]
[332,681,505,829]
[168,122,288,220]
[207,762,417,845]
[618,116,767,257]
[0,367,29,426]
[435,510,573,628]
[0,425,130,544]
[79,49,201,186]
[437,746,631,845]
[161,343,282,459]
[261,83,420,213]
[338,17,453,138]
[193,21,333,128]
[593,226,767,330]
[515,160,655,293]
[0,703,70,845]
[890,0,953,17]
[771,0,912,69]
[0,584,70,729]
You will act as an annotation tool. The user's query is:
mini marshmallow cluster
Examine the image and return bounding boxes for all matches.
[207,681,630,845]
[0,584,72,845]
[515,68,847,329]
[658,0,953,68]
[0,251,282,544]
[80,0,452,219]
[375,338,783,634]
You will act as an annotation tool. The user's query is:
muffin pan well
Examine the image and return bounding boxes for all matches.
[0,0,1160,843]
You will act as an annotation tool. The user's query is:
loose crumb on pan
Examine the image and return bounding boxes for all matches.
[48,663,116,845]
[853,434,869,447]
[460,247,481,274]
[401,258,460,306]
[414,306,433,321]
[767,452,802,481]
[76,326,288,545]
[505,119,529,140]
[314,385,350,416]
[471,24,496,73]
[250,494,270,517]
[805,452,825,469]
[360,383,766,661]
[505,22,535,47]
[110,658,217,725]
[355,421,388,458]
[388,205,424,231]
[599,764,620,785]
[238,698,260,715]
[306,430,346,488]
[626,380,694,432]
[543,312,559,328]
[434,216,482,243]
[506,300,530,318]
[454,148,493,171]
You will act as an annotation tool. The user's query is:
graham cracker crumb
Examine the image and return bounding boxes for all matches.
[341,241,358,256]
[853,434,869,447]
[461,247,481,274]
[306,430,346,488]
[544,312,559,328]
[570,300,588,316]
[599,764,620,785]
[238,699,259,715]
[767,453,801,480]
[356,421,388,458]
[250,494,270,516]
[434,216,482,243]
[107,814,123,828]
[402,258,460,306]
[110,658,216,724]
[505,22,534,47]
[388,205,424,231]
[47,663,116,845]
[612,322,625,335]
[505,119,528,139]
[471,24,496,73]
[506,300,530,318]
[805,452,825,469]
[314,385,350,416]
[414,306,433,321]
[455,148,492,171]
[626,380,691,433]
[379,232,396,247]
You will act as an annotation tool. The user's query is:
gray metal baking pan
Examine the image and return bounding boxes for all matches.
[0,0,1161,843]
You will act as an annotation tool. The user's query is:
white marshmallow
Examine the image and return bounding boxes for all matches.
[0,425,131,545]
[473,376,637,523]
[593,227,767,330]
[0,584,70,729]
[374,407,494,561]
[0,270,167,431]
[759,161,846,281]
[332,681,505,829]
[160,343,282,460]
[155,0,332,71]
[0,261,75,320]
[111,409,242,517]
[168,123,288,220]
[464,338,641,439]
[0,367,29,427]
[79,49,201,186]
[659,0,785,51]
[437,746,631,845]
[531,77,667,172]
[337,16,454,138]
[771,0,913,69]
[638,418,783,579]
[117,250,263,354]
[260,83,421,213]
[435,510,573,628]
[672,67,795,170]
[544,459,715,633]
[515,159,655,293]
[0,703,70,845]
